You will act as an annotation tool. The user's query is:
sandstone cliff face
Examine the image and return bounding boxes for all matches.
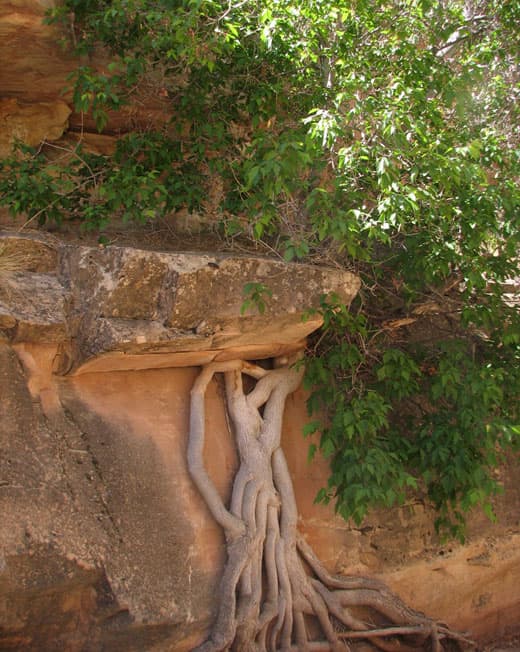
[0,0,171,159]
[0,232,519,651]
[0,1,74,157]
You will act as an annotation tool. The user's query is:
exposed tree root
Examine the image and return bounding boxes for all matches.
[188,357,476,652]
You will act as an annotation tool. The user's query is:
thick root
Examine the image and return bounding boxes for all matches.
[188,360,475,652]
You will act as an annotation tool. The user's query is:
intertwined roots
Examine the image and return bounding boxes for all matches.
[188,358,474,652]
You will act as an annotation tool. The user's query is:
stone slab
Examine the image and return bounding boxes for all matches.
[0,232,361,373]
[0,271,67,343]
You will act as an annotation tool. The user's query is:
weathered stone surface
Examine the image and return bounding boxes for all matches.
[0,343,213,651]
[0,97,71,156]
[0,232,360,372]
[0,233,66,343]
[62,245,359,373]
[0,0,172,141]
[0,272,67,342]
[0,1,76,102]
[0,231,59,272]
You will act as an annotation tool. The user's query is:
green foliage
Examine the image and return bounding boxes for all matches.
[241,282,273,316]
[2,0,519,535]
[305,294,519,540]
[0,134,205,229]
[69,66,127,132]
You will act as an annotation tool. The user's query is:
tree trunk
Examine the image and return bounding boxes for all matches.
[187,357,473,652]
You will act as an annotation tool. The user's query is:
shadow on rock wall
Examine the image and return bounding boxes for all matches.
[2,342,520,650]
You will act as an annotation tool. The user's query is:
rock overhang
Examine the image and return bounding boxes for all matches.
[0,231,361,373]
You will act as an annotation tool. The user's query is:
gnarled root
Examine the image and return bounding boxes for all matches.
[188,359,475,652]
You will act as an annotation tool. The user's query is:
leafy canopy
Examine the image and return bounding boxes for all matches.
[1,0,518,538]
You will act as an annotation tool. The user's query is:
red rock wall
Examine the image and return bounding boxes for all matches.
[1,341,519,650]
[0,0,172,158]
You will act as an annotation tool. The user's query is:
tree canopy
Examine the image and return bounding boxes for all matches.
[1,0,519,539]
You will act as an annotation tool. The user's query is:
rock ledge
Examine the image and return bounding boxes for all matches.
[0,231,360,373]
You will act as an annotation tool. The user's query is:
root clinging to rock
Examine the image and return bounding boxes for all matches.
[188,358,474,652]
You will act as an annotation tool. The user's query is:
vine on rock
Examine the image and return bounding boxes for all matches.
[188,357,473,652]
